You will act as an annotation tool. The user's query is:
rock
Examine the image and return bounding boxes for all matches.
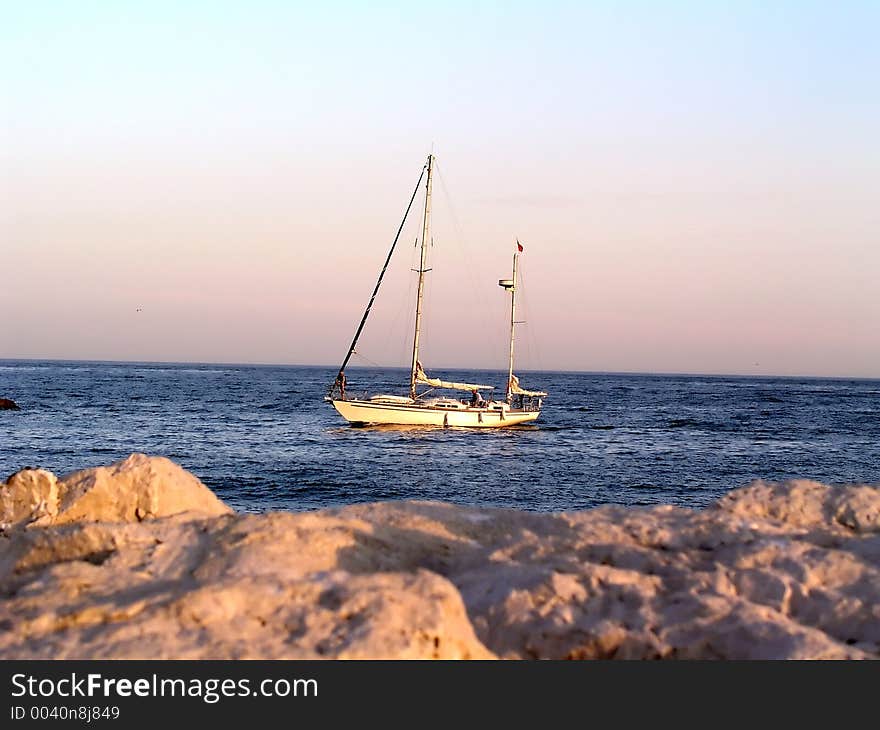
[0,514,491,660]
[0,469,60,528]
[1,454,231,528]
[55,453,232,525]
[0,398,20,410]
[714,479,880,534]
[0,458,878,660]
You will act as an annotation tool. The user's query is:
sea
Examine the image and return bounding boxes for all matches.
[1,360,878,513]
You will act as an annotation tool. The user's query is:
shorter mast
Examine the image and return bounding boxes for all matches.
[506,246,519,404]
[499,241,521,404]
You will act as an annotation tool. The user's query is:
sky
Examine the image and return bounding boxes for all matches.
[2,1,878,377]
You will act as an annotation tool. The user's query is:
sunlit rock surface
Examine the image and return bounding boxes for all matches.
[1,454,230,529]
[1,455,877,659]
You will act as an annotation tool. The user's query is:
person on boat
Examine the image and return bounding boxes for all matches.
[470,390,486,407]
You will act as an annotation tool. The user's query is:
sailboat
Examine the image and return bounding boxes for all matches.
[326,154,547,428]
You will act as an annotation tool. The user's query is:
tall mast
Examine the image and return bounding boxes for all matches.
[505,246,519,404]
[409,153,434,399]
[327,161,427,399]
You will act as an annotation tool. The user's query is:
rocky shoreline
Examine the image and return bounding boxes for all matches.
[1,454,878,659]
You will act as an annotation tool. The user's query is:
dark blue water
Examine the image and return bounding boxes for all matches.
[1,360,878,512]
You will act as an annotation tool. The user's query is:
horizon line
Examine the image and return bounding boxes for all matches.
[1,356,878,382]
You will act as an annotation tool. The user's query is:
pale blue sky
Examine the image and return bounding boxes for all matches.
[2,2,878,376]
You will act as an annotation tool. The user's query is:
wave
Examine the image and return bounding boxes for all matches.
[758,394,784,404]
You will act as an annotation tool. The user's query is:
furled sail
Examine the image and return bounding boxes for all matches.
[509,374,547,397]
[416,362,494,391]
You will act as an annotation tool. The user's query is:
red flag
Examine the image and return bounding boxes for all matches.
[517,241,524,253]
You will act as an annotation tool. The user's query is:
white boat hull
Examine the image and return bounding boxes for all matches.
[330,399,540,428]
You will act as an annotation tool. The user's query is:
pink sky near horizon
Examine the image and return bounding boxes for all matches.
[2,3,878,378]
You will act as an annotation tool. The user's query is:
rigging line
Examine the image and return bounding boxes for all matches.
[397,231,420,368]
[517,266,545,373]
[329,162,427,395]
[434,162,507,365]
[351,350,384,368]
[389,273,415,365]
[382,219,421,374]
[517,264,533,371]
[375,215,419,367]
[421,247,435,367]
[389,227,420,369]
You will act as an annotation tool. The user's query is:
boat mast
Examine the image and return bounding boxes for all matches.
[409,153,434,399]
[505,245,519,404]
